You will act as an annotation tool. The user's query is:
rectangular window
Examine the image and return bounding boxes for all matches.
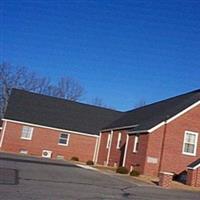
[106,133,111,149]
[58,133,70,146]
[133,135,139,153]
[116,132,122,149]
[182,131,198,156]
[21,126,34,140]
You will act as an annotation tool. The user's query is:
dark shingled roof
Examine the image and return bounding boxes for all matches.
[4,89,123,135]
[187,158,200,169]
[4,88,200,135]
[103,89,200,132]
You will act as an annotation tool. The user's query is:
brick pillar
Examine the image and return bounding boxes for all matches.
[187,168,200,187]
[159,172,174,188]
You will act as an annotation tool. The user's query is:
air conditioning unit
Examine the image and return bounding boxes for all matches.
[42,150,52,158]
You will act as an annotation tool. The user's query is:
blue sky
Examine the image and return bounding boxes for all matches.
[1,0,200,110]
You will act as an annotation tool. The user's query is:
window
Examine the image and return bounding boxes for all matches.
[116,132,122,149]
[58,133,70,146]
[106,133,111,149]
[21,126,34,140]
[182,131,198,156]
[133,135,139,153]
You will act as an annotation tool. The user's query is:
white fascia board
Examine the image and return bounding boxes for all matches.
[166,100,200,124]
[2,118,99,138]
[101,124,138,132]
[187,163,200,170]
[148,122,166,133]
[109,100,200,135]
[128,100,200,134]
[148,100,200,133]
[128,130,149,134]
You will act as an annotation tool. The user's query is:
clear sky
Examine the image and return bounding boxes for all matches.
[1,0,200,111]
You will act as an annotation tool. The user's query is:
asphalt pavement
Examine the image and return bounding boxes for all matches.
[0,153,199,200]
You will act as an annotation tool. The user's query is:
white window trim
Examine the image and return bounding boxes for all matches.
[182,131,198,156]
[133,135,139,153]
[106,133,111,149]
[21,126,34,140]
[58,133,70,146]
[116,132,121,149]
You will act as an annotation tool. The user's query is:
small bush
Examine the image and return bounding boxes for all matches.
[71,156,79,161]
[130,170,140,176]
[86,160,94,165]
[116,166,129,174]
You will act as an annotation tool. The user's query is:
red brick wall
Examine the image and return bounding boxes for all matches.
[142,105,200,176]
[97,130,128,167]
[0,121,97,162]
[97,104,200,176]
[159,172,174,188]
[143,126,165,176]
[187,168,200,187]
[108,130,127,167]
[158,105,200,175]
[97,131,110,165]
[126,134,149,174]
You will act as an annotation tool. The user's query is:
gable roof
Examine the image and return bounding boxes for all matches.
[103,89,200,132]
[4,89,123,135]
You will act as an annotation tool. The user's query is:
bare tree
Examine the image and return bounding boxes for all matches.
[92,97,105,107]
[55,77,84,101]
[91,97,115,110]
[0,63,84,118]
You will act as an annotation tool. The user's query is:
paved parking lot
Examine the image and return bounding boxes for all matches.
[0,153,199,200]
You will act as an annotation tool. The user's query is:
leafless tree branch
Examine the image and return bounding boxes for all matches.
[0,63,85,118]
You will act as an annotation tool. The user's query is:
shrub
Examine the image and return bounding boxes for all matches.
[116,166,129,174]
[71,156,79,161]
[130,170,140,176]
[86,160,94,165]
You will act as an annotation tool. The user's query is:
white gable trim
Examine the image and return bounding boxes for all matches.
[148,122,165,133]
[187,163,200,170]
[148,100,200,133]
[2,119,99,138]
[128,100,200,134]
